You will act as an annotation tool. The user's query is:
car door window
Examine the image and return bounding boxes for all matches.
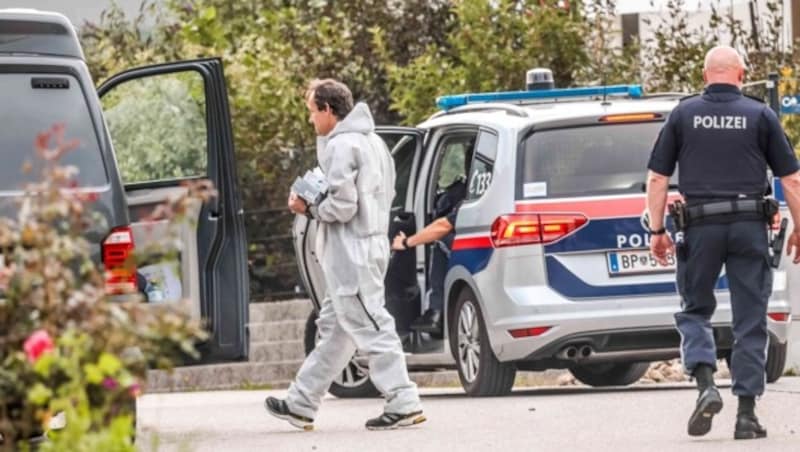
[390,135,419,210]
[435,134,476,190]
[426,131,478,221]
[100,70,207,184]
[466,130,497,201]
[376,129,425,212]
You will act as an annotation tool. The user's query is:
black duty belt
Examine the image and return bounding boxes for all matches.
[669,198,778,231]
[668,197,787,268]
[685,199,776,221]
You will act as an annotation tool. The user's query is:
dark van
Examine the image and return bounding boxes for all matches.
[0,9,249,364]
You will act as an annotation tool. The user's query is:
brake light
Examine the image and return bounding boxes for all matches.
[103,226,136,295]
[768,312,790,322]
[599,113,663,123]
[509,326,552,338]
[491,213,588,247]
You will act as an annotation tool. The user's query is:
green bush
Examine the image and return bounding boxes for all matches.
[0,125,208,450]
[379,0,590,124]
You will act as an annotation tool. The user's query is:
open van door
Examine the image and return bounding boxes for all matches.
[98,58,249,363]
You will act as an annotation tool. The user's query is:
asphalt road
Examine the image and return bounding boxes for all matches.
[137,377,800,452]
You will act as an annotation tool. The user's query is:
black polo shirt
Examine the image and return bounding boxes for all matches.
[648,84,799,199]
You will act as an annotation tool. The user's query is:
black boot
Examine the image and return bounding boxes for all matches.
[693,363,715,392]
[734,396,767,440]
[687,364,722,436]
[410,309,442,333]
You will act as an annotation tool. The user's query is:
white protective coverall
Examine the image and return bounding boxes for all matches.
[286,102,421,420]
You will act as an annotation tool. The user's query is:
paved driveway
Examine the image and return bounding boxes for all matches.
[137,377,800,451]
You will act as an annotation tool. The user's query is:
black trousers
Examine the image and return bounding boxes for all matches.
[674,220,772,396]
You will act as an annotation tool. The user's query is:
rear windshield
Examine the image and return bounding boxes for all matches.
[519,122,666,198]
[0,73,107,190]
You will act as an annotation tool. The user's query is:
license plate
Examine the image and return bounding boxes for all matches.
[607,249,676,275]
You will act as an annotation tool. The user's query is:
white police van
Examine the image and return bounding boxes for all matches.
[294,70,794,397]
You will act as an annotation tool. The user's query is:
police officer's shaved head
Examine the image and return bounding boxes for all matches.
[703,46,746,87]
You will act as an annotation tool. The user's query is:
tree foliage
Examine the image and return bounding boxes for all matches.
[639,0,800,145]
[640,0,794,93]
[380,0,591,124]
[579,0,642,86]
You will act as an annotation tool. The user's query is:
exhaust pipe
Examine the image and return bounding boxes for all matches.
[557,345,579,361]
[555,347,681,364]
[557,344,593,361]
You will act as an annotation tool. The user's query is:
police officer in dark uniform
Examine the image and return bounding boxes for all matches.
[391,148,473,334]
[646,45,800,440]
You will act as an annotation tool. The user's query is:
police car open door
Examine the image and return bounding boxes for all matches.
[98,58,249,364]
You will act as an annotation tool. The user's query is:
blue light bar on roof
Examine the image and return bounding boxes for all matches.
[436,84,644,110]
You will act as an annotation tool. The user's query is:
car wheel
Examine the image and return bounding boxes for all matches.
[723,341,787,383]
[303,311,379,398]
[449,287,516,396]
[569,362,649,387]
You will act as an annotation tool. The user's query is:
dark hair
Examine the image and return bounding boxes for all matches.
[306,79,354,120]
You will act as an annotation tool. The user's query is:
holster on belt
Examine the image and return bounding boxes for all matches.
[668,200,687,232]
[668,197,786,267]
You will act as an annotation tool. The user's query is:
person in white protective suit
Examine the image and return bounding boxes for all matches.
[265,79,425,431]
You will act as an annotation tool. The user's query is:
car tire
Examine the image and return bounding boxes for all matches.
[569,362,650,387]
[765,341,787,383]
[723,341,787,384]
[449,287,516,396]
[303,311,380,398]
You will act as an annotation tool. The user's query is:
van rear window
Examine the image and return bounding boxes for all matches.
[519,122,665,198]
[0,73,107,190]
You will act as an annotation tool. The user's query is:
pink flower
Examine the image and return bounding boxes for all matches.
[23,330,54,363]
[128,382,142,398]
[102,377,119,390]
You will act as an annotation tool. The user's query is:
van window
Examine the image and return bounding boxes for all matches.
[519,122,666,198]
[100,70,207,184]
[0,73,107,190]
